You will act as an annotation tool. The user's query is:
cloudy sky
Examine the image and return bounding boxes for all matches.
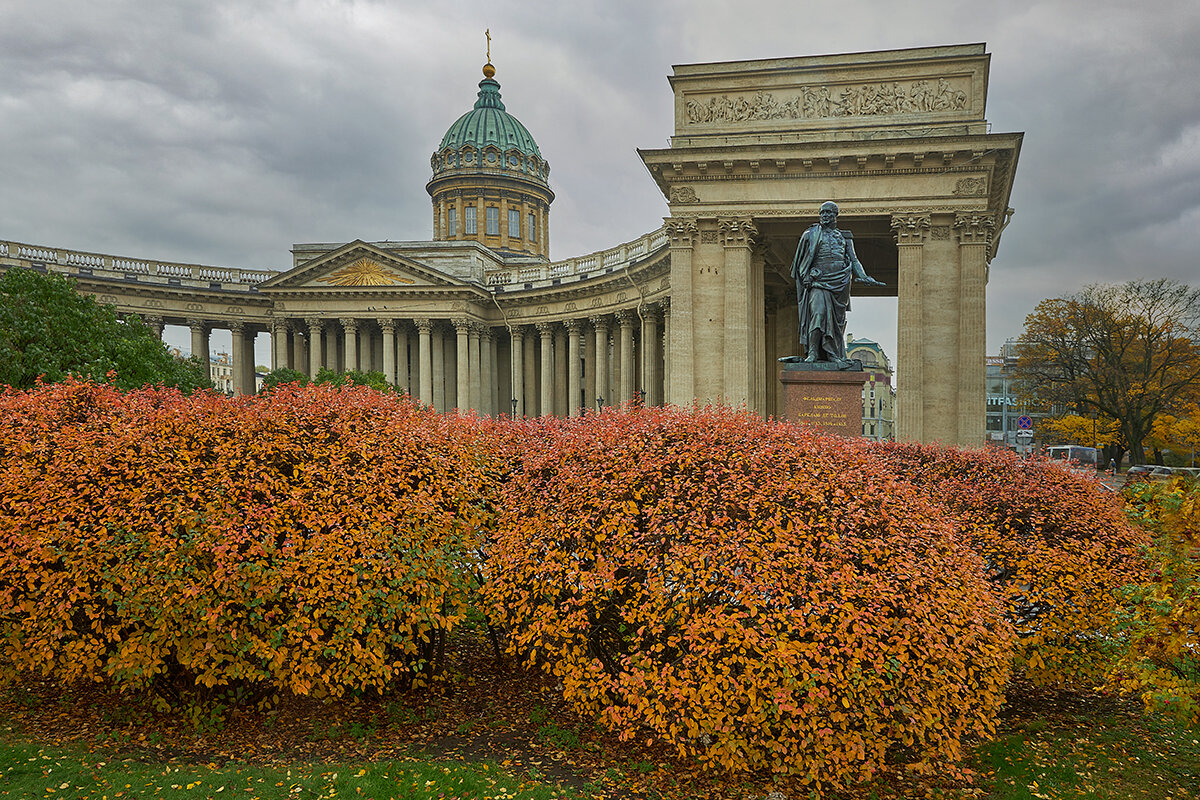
[3,0,1198,367]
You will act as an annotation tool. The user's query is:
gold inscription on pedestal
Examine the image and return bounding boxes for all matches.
[795,394,851,424]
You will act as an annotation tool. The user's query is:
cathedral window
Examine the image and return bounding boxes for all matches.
[486,206,499,236]
[465,206,477,235]
[508,209,520,238]
[447,207,457,236]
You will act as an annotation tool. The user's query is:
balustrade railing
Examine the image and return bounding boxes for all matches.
[1,240,278,287]
[485,226,667,287]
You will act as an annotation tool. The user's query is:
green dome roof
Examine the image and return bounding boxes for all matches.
[438,72,542,158]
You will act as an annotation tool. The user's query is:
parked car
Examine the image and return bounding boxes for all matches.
[1149,466,1177,479]
[1125,464,1154,476]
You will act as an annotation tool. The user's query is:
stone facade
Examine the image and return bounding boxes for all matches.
[0,44,1021,446]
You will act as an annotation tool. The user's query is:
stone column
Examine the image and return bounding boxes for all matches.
[617,310,636,404]
[510,326,525,416]
[415,318,433,406]
[230,321,247,396]
[480,327,494,415]
[955,212,995,446]
[489,330,500,414]
[306,317,324,377]
[666,218,698,405]
[591,315,610,407]
[271,319,288,370]
[243,327,258,393]
[585,323,597,409]
[660,300,671,407]
[188,319,210,370]
[340,318,358,373]
[380,319,396,386]
[892,215,931,442]
[454,318,471,412]
[293,322,307,376]
[554,325,568,416]
[566,319,583,416]
[719,216,759,409]
[642,306,660,407]
[469,323,483,412]
[397,324,411,394]
[523,327,537,415]
[432,324,446,412]
[144,315,164,340]
[537,323,554,417]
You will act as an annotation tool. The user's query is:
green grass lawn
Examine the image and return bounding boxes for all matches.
[3,674,1198,799]
[1,738,575,799]
[971,685,1200,800]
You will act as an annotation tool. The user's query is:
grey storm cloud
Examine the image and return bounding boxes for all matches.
[1,0,1198,365]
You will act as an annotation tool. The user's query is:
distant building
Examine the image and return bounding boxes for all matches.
[985,339,1045,449]
[846,335,895,441]
[210,352,235,394]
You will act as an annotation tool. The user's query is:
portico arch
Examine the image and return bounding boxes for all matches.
[640,44,1022,445]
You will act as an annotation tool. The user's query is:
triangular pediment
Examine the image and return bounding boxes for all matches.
[260,241,471,291]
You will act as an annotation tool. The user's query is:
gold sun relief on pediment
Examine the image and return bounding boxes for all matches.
[316,258,415,286]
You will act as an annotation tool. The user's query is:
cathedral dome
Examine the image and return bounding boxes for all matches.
[427,62,554,259]
[438,68,542,159]
[431,64,550,185]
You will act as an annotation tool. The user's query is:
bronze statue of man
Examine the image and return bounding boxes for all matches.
[790,201,885,367]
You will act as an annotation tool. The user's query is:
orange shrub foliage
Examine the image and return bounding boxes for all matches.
[0,379,491,703]
[873,443,1149,686]
[483,406,1012,791]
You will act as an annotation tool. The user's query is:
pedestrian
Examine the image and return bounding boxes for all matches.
[1109,457,1117,474]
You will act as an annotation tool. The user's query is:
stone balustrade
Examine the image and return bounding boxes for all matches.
[1,240,279,289]
[485,227,668,287]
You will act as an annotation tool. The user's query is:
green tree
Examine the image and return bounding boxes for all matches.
[0,267,210,393]
[1014,280,1200,465]
[260,367,311,389]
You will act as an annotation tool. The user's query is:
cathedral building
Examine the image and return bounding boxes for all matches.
[0,44,1022,445]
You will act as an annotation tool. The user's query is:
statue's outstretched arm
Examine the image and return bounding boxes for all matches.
[846,237,885,286]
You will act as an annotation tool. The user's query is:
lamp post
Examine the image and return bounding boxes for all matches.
[595,396,604,412]
[511,397,518,418]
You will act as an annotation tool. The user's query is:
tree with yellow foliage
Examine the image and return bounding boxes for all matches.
[1015,280,1200,465]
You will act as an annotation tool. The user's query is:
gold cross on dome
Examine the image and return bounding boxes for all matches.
[485,29,491,62]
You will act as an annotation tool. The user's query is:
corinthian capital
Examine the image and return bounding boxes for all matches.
[665,216,699,247]
[890,214,932,245]
[954,212,997,246]
[718,216,759,247]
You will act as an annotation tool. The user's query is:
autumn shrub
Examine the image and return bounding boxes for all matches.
[0,379,493,707]
[482,405,1013,791]
[1106,477,1200,726]
[873,442,1149,686]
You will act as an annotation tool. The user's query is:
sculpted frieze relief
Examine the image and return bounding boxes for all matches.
[670,186,699,203]
[684,77,969,125]
[952,177,987,196]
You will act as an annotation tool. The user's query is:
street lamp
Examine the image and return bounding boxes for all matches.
[511,397,518,417]
[595,395,604,412]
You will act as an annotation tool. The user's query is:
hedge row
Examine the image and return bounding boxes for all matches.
[873,443,1149,685]
[484,408,1012,791]
[0,380,495,703]
[0,380,1148,790]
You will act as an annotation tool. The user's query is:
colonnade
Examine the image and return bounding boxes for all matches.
[269,302,670,415]
[140,314,263,395]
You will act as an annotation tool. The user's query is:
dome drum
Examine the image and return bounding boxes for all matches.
[428,63,553,259]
